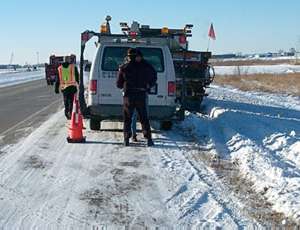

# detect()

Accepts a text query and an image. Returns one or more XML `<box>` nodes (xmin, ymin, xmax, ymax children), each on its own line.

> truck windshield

<box><xmin>101</xmin><ymin>47</ymin><xmax>164</xmax><ymax>72</ymax></box>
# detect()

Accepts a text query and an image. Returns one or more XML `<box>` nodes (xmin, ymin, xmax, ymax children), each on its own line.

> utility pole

<box><xmin>8</xmin><ymin>52</ymin><xmax>15</xmax><ymax>70</ymax></box>
<box><xmin>36</xmin><ymin>52</ymin><xmax>39</xmax><ymax>66</ymax></box>
<box><xmin>9</xmin><ymin>52</ymin><xmax>14</xmax><ymax>66</ymax></box>
<box><xmin>296</xmin><ymin>36</ymin><xmax>300</xmax><ymax>64</ymax></box>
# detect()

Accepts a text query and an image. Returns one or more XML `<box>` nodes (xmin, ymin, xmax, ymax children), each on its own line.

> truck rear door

<box><xmin>138</xmin><ymin>47</ymin><xmax>167</xmax><ymax>106</ymax></box>
<box><xmin>98</xmin><ymin>45</ymin><xmax>166</xmax><ymax>106</ymax></box>
<box><xmin>98</xmin><ymin>46</ymin><xmax>127</xmax><ymax>105</ymax></box>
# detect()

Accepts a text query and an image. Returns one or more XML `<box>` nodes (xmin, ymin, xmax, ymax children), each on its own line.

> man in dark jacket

<box><xmin>117</xmin><ymin>48</ymin><xmax>157</xmax><ymax>146</ymax></box>
<box><xmin>55</xmin><ymin>57</ymin><xmax>79</xmax><ymax>119</ymax></box>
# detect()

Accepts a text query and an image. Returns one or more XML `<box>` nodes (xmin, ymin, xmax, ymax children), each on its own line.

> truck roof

<box><xmin>81</xmin><ymin>18</ymin><xmax>193</xmax><ymax>52</ymax></box>
<box><xmin>99</xmin><ymin>41</ymin><xmax>168</xmax><ymax>48</ymax></box>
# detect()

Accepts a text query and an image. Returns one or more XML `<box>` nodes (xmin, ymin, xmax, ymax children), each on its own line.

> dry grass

<box><xmin>211</xmin><ymin>59</ymin><xmax>300</xmax><ymax>66</ymax></box>
<box><xmin>214</xmin><ymin>73</ymin><xmax>300</xmax><ymax>96</ymax></box>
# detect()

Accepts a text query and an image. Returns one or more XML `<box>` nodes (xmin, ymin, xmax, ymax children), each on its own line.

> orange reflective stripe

<box><xmin>72</xmin><ymin>66</ymin><xmax>74</xmax><ymax>81</ymax></box>
<box><xmin>58</xmin><ymin>66</ymin><xmax>64</xmax><ymax>90</ymax></box>
<box><xmin>58</xmin><ymin>66</ymin><xmax>62</xmax><ymax>81</ymax></box>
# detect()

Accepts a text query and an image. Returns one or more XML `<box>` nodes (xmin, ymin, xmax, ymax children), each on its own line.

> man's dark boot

<box><xmin>132</xmin><ymin>134</ymin><xmax>138</xmax><ymax>142</ymax></box>
<box><xmin>65</xmin><ymin>111</ymin><xmax>71</xmax><ymax>120</ymax></box>
<box><xmin>67</xmin><ymin>112</ymin><xmax>71</xmax><ymax>120</ymax></box>
<box><xmin>147</xmin><ymin>138</ymin><xmax>154</xmax><ymax>147</ymax></box>
<box><xmin>124</xmin><ymin>138</ymin><xmax>130</xmax><ymax>146</ymax></box>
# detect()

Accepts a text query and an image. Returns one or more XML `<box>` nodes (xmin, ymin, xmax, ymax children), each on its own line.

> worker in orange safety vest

<box><xmin>55</xmin><ymin>56</ymin><xmax>79</xmax><ymax>119</ymax></box>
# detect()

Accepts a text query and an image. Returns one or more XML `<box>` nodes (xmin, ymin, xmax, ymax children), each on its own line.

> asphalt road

<box><xmin>0</xmin><ymin>79</ymin><xmax>62</xmax><ymax>147</ymax></box>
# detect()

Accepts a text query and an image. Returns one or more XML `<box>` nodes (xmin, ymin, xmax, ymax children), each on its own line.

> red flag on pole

<box><xmin>208</xmin><ymin>23</ymin><xmax>216</xmax><ymax>40</ymax></box>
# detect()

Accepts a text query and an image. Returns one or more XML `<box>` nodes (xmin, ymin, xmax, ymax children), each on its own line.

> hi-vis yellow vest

<box><xmin>58</xmin><ymin>64</ymin><xmax>77</xmax><ymax>90</ymax></box>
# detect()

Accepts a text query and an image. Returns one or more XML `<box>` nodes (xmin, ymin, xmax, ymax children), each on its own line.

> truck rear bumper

<box><xmin>89</xmin><ymin>104</ymin><xmax>177</xmax><ymax>121</ymax></box>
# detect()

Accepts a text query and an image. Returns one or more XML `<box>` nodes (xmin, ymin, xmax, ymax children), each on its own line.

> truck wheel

<box><xmin>90</xmin><ymin>119</ymin><xmax>101</xmax><ymax>130</ymax></box>
<box><xmin>46</xmin><ymin>80</ymin><xmax>51</xmax><ymax>85</ymax></box>
<box><xmin>160</xmin><ymin>121</ymin><xmax>173</xmax><ymax>131</ymax></box>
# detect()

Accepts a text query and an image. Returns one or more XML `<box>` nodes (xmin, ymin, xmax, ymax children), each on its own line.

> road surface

<box><xmin>0</xmin><ymin>79</ymin><xmax>62</xmax><ymax>147</ymax></box>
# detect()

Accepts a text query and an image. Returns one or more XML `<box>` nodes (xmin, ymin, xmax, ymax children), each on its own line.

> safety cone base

<box><xmin>67</xmin><ymin>94</ymin><xmax>85</xmax><ymax>143</ymax></box>
<box><xmin>67</xmin><ymin>136</ymin><xmax>86</xmax><ymax>143</ymax></box>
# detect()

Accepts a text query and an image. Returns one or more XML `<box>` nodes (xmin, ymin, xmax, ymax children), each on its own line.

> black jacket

<box><xmin>117</xmin><ymin>59</ymin><xmax>157</xmax><ymax>96</ymax></box>
<box><xmin>55</xmin><ymin>63</ymin><xmax>79</xmax><ymax>94</ymax></box>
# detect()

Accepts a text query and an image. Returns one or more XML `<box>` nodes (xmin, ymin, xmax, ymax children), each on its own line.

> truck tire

<box><xmin>90</xmin><ymin>119</ymin><xmax>101</xmax><ymax>130</ymax></box>
<box><xmin>46</xmin><ymin>80</ymin><xmax>51</xmax><ymax>85</ymax></box>
<box><xmin>160</xmin><ymin>121</ymin><xmax>173</xmax><ymax>131</ymax></box>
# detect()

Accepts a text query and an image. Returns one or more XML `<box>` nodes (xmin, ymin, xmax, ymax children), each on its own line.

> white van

<box><xmin>87</xmin><ymin>42</ymin><xmax>177</xmax><ymax>130</ymax></box>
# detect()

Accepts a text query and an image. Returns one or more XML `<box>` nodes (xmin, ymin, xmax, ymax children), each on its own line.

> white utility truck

<box><xmin>78</xmin><ymin>16</ymin><xmax>214</xmax><ymax>130</ymax></box>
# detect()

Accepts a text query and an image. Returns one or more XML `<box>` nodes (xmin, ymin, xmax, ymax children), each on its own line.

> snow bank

<box><xmin>214</xmin><ymin>56</ymin><xmax>297</xmax><ymax>62</ymax></box>
<box><xmin>0</xmin><ymin>69</ymin><xmax>45</xmax><ymax>88</ymax></box>
<box><xmin>0</xmin><ymin>68</ymin><xmax>31</xmax><ymax>75</ymax></box>
<box><xmin>180</xmin><ymin>85</ymin><xmax>300</xmax><ymax>222</ymax></box>
<box><xmin>214</xmin><ymin>64</ymin><xmax>300</xmax><ymax>75</ymax></box>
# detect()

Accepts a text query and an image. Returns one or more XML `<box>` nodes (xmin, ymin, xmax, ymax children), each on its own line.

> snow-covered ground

<box><xmin>0</xmin><ymin>69</ymin><xmax>45</xmax><ymax>88</ymax></box>
<box><xmin>214</xmin><ymin>56</ymin><xmax>298</xmax><ymax>62</ymax></box>
<box><xmin>1</xmin><ymin>83</ymin><xmax>300</xmax><ymax>227</ymax></box>
<box><xmin>0</xmin><ymin>112</ymin><xmax>260</xmax><ymax>228</ymax></box>
<box><xmin>214</xmin><ymin>64</ymin><xmax>300</xmax><ymax>75</ymax></box>
<box><xmin>0</xmin><ymin>69</ymin><xmax>20</xmax><ymax>74</ymax></box>
<box><xmin>181</xmin><ymin>85</ymin><xmax>300</xmax><ymax>223</ymax></box>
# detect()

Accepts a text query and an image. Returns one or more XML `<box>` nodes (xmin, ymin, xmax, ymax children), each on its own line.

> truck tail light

<box><xmin>168</xmin><ymin>81</ymin><xmax>176</xmax><ymax>96</ymax></box>
<box><xmin>90</xmin><ymin>80</ymin><xmax>97</xmax><ymax>95</ymax></box>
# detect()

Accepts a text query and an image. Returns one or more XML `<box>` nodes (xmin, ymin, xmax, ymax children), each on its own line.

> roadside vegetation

<box><xmin>212</xmin><ymin>59</ymin><xmax>300</xmax><ymax>96</ymax></box>
<box><xmin>211</xmin><ymin>59</ymin><xmax>300</xmax><ymax>66</ymax></box>
<box><xmin>214</xmin><ymin>73</ymin><xmax>300</xmax><ymax>96</ymax></box>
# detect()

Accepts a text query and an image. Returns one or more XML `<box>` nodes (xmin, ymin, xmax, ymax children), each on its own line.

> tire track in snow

<box><xmin>0</xmin><ymin>112</ymin><xmax>69</xmax><ymax>228</ymax></box>
<box><xmin>0</xmin><ymin>109</ymin><xmax>279</xmax><ymax>227</ymax></box>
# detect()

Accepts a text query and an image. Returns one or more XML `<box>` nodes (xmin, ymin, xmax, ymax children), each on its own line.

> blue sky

<box><xmin>1</xmin><ymin>0</ymin><xmax>300</xmax><ymax>64</ymax></box>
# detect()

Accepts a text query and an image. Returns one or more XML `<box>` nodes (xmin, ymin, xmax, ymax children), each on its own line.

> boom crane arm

<box><xmin>79</xmin><ymin>30</ymin><xmax>99</xmax><ymax>118</ymax></box>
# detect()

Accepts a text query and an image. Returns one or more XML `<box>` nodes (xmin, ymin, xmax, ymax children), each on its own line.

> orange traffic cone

<box><xmin>67</xmin><ymin>95</ymin><xmax>86</xmax><ymax>143</ymax></box>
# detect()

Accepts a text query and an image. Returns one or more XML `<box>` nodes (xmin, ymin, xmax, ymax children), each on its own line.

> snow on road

<box><xmin>214</xmin><ymin>64</ymin><xmax>300</xmax><ymax>75</ymax></box>
<box><xmin>0</xmin><ymin>69</ymin><xmax>44</xmax><ymax>88</ymax></box>
<box><xmin>181</xmin><ymin>84</ymin><xmax>300</xmax><ymax>223</ymax></box>
<box><xmin>0</xmin><ymin>113</ymin><xmax>260</xmax><ymax>228</ymax></box>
